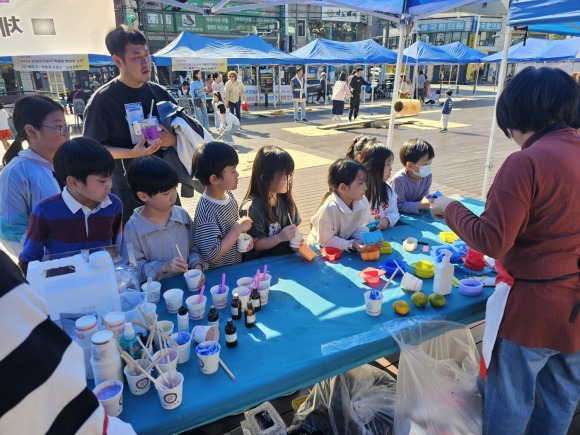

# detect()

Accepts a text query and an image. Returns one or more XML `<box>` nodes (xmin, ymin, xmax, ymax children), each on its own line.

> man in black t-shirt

<box><xmin>348</xmin><ymin>67</ymin><xmax>371</xmax><ymax>122</ymax></box>
<box><xmin>83</xmin><ymin>25</ymin><xmax>177</xmax><ymax>224</ymax></box>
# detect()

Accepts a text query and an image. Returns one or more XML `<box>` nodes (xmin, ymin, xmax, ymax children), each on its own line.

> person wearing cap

<box><xmin>316</xmin><ymin>73</ymin><xmax>328</xmax><ymax>104</ymax></box>
<box><xmin>83</xmin><ymin>25</ymin><xmax>178</xmax><ymax>225</ymax></box>
<box><xmin>348</xmin><ymin>67</ymin><xmax>371</xmax><ymax>122</ymax></box>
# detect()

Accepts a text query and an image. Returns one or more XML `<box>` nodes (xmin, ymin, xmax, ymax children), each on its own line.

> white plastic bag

<box><xmin>389</xmin><ymin>319</ymin><xmax>482</xmax><ymax>435</ymax></box>
<box><xmin>291</xmin><ymin>364</ymin><xmax>396</xmax><ymax>434</ymax></box>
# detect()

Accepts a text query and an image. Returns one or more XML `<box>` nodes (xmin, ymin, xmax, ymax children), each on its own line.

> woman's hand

<box><xmin>431</xmin><ymin>196</ymin><xmax>457</xmax><ymax>220</ymax></box>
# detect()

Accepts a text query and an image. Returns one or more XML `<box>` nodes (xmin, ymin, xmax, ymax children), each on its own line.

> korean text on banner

<box><xmin>171</xmin><ymin>58</ymin><xmax>228</xmax><ymax>71</ymax></box>
<box><xmin>12</xmin><ymin>55</ymin><xmax>90</xmax><ymax>72</ymax></box>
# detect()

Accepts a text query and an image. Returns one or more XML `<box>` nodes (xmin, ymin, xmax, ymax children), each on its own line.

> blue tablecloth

<box><xmin>122</xmin><ymin>198</ymin><xmax>491</xmax><ymax>434</ymax></box>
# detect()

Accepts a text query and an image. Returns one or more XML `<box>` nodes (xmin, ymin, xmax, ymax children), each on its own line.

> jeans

<box><xmin>348</xmin><ymin>94</ymin><xmax>361</xmax><ymax>120</ymax></box>
<box><xmin>194</xmin><ymin>104</ymin><xmax>209</xmax><ymax>131</ymax></box>
<box><xmin>293</xmin><ymin>99</ymin><xmax>306</xmax><ymax>120</ymax></box>
<box><xmin>478</xmin><ymin>337</ymin><xmax>580</xmax><ymax>435</ymax></box>
<box><xmin>228</xmin><ymin>101</ymin><xmax>241</xmax><ymax>124</ymax></box>
<box><xmin>221</xmin><ymin>123</ymin><xmax>240</xmax><ymax>145</ymax></box>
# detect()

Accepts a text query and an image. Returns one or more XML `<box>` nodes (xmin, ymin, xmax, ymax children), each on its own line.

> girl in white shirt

<box><xmin>307</xmin><ymin>158</ymin><xmax>372</xmax><ymax>252</ymax></box>
<box><xmin>358</xmin><ymin>142</ymin><xmax>399</xmax><ymax>230</ymax></box>
<box><xmin>0</xmin><ymin>103</ymin><xmax>13</xmax><ymax>150</ymax></box>
<box><xmin>217</xmin><ymin>104</ymin><xmax>240</xmax><ymax>146</ymax></box>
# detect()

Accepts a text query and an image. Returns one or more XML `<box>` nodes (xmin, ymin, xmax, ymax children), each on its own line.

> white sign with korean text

<box><xmin>0</xmin><ymin>0</ymin><xmax>114</xmax><ymax>56</ymax></box>
<box><xmin>172</xmin><ymin>58</ymin><xmax>228</xmax><ymax>72</ymax></box>
<box><xmin>321</xmin><ymin>7</ymin><xmax>361</xmax><ymax>23</ymax></box>
<box><xmin>13</xmin><ymin>54</ymin><xmax>90</xmax><ymax>72</ymax></box>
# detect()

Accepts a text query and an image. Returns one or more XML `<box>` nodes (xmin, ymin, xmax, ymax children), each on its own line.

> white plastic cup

<box><xmin>258</xmin><ymin>282</ymin><xmax>270</xmax><ymax>306</ymax></box>
<box><xmin>75</xmin><ymin>315</ymin><xmax>98</xmax><ymax>348</ymax></box>
<box><xmin>184</xmin><ymin>269</ymin><xmax>203</xmax><ymax>292</ymax></box>
<box><xmin>91</xmin><ymin>356</ymin><xmax>124</xmax><ymax>386</ymax></box>
<box><xmin>400</xmin><ymin>272</ymin><xmax>424</xmax><ymax>292</ymax></box>
<box><xmin>236</xmin><ymin>277</ymin><xmax>253</xmax><ymax>287</ymax></box>
<box><xmin>155</xmin><ymin>371</ymin><xmax>184</xmax><ymax>410</ymax></box>
<box><xmin>403</xmin><ymin>237</ymin><xmax>418</xmax><ymax>252</ymax></box>
<box><xmin>209</xmin><ymin>285</ymin><xmax>229</xmax><ymax>310</ymax></box>
<box><xmin>169</xmin><ymin>331</ymin><xmax>192</xmax><ymax>364</ymax></box>
<box><xmin>104</xmin><ymin>311</ymin><xmax>126</xmax><ymax>339</ymax></box>
<box><xmin>237</xmin><ymin>234</ymin><xmax>252</xmax><ymax>252</ymax></box>
<box><xmin>153</xmin><ymin>348</ymin><xmax>179</xmax><ymax>374</ymax></box>
<box><xmin>163</xmin><ymin>288</ymin><xmax>184</xmax><ymax>314</ymax></box>
<box><xmin>191</xmin><ymin>324</ymin><xmax>220</xmax><ymax>343</ymax></box>
<box><xmin>141</xmin><ymin>280</ymin><xmax>161</xmax><ymax>303</ymax></box>
<box><xmin>93</xmin><ymin>380</ymin><xmax>124</xmax><ymax>417</ymax></box>
<box><xmin>152</xmin><ymin>320</ymin><xmax>174</xmax><ymax>350</ymax></box>
<box><xmin>364</xmin><ymin>290</ymin><xmax>384</xmax><ymax>316</ymax></box>
<box><xmin>259</xmin><ymin>273</ymin><xmax>272</xmax><ymax>288</ymax></box>
<box><xmin>236</xmin><ymin>287</ymin><xmax>252</xmax><ymax>310</ymax></box>
<box><xmin>186</xmin><ymin>295</ymin><xmax>207</xmax><ymax>320</ymax></box>
<box><xmin>91</xmin><ymin>330</ymin><xmax>118</xmax><ymax>362</ymax></box>
<box><xmin>195</xmin><ymin>341</ymin><xmax>221</xmax><ymax>375</ymax></box>
<box><xmin>290</xmin><ymin>232</ymin><xmax>303</xmax><ymax>248</ymax></box>
<box><xmin>123</xmin><ymin>359</ymin><xmax>151</xmax><ymax>395</ymax></box>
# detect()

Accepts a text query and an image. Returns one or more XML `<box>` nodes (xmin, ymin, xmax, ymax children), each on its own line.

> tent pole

<box><xmin>481</xmin><ymin>25</ymin><xmax>512</xmax><ymax>200</ymax></box>
<box><xmin>387</xmin><ymin>21</ymin><xmax>406</xmax><ymax>150</ymax></box>
<box><xmin>257</xmin><ymin>66</ymin><xmax>261</xmax><ymax>107</ymax></box>
<box><xmin>472</xmin><ymin>16</ymin><xmax>481</xmax><ymax>95</ymax></box>
<box><xmin>454</xmin><ymin>67</ymin><xmax>459</xmax><ymax>95</ymax></box>
<box><xmin>278</xmin><ymin>65</ymin><xmax>282</xmax><ymax>109</ymax></box>
<box><xmin>325</xmin><ymin>65</ymin><xmax>329</xmax><ymax>106</ymax></box>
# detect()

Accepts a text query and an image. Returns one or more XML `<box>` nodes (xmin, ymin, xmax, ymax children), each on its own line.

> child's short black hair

<box><xmin>127</xmin><ymin>155</ymin><xmax>179</xmax><ymax>204</ymax></box>
<box><xmin>218</xmin><ymin>104</ymin><xmax>227</xmax><ymax>114</ymax></box>
<box><xmin>54</xmin><ymin>137</ymin><xmax>114</xmax><ymax>185</ymax></box>
<box><xmin>192</xmin><ymin>141</ymin><xmax>239</xmax><ymax>186</ymax></box>
<box><xmin>399</xmin><ymin>138</ymin><xmax>435</xmax><ymax>165</ymax></box>
<box><xmin>445</xmin><ymin>90</ymin><xmax>452</xmax><ymax>97</ymax></box>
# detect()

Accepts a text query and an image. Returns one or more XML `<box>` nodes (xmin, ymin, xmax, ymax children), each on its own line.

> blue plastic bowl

<box><xmin>381</xmin><ymin>259</ymin><xmax>407</xmax><ymax>277</ymax></box>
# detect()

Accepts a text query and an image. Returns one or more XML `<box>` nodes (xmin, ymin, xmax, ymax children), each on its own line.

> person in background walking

<box><xmin>316</xmin><ymin>73</ymin><xmax>327</xmax><ymax>104</ymax></box>
<box><xmin>348</xmin><ymin>67</ymin><xmax>370</xmax><ymax>123</ymax></box>
<box><xmin>417</xmin><ymin>70</ymin><xmax>426</xmax><ymax>104</ymax></box>
<box><xmin>398</xmin><ymin>75</ymin><xmax>409</xmax><ymax>99</ymax></box>
<box><xmin>0</xmin><ymin>102</ymin><xmax>13</xmax><ymax>151</ymax></box>
<box><xmin>440</xmin><ymin>90</ymin><xmax>453</xmax><ymax>132</ymax></box>
<box><xmin>291</xmin><ymin>67</ymin><xmax>307</xmax><ymax>122</ymax></box>
<box><xmin>331</xmin><ymin>72</ymin><xmax>351</xmax><ymax>123</ymax></box>
<box><xmin>224</xmin><ymin>70</ymin><xmax>246</xmax><ymax>129</ymax></box>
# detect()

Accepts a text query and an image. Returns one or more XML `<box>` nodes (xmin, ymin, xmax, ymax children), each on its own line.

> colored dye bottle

<box><xmin>245</xmin><ymin>300</ymin><xmax>256</xmax><ymax>328</ymax></box>
<box><xmin>177</xmin><ymin>306</ymin><xmax>189</xmax><ymax>332</ymax></box>
<box><xmin>118</xmin><ymin>323</ymin><xmax>142</xmax><ymax>360</ymax></box>
<box><xmin>207</xmin><ymin>305</ymin><xmax>219</xmax><ymax>327</ymax></box>
<box><xmin>225</xmin><ymin>318</ymin><xmax>238</xmax><ymax>348</ymax></box>
<box><xmin>231</xmin><ymin>293</ymin><xmax>242</xmax><ymax>320</ymax></box>
<box><xmin>251</xmin><ymin>287</ymin><xmax>261</xmax><ymax>312</ymax></box>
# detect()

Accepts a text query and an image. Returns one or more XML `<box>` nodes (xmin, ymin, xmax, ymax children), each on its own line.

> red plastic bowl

<box><xmin>358</xmin><ymin>267</ymin><xmax>386</xmax><ymax>285</ymax></box>
<box><xmin>320</xmin><ymin>247</ymin><xmax>342</xmax><ymax>261</ymax></box>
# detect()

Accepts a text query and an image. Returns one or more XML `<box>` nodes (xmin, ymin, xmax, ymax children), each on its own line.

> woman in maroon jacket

<box><xmin>432</xmin><ymin>67</ymin><xmax>580</xmax><ymax>435</ymax></box>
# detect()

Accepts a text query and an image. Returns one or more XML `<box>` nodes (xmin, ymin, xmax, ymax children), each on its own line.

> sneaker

<box><xmin>302</xmin><ymin>119</ymin><xmax>308</xmax><ymax>123</ymax></box>
<box><xmin>348</xmin><ymin>119</ymin><xmax>352</xmax><ymax>123</ymax></box>
<box><xmin>294</xmin><ymin>120</ymin><xmax>299</xmax><ymax>123</ymax></box>
<box><xmin>439</xmin><ymin>128</ymin><xmax>447</xmax><ymax>132</ymax></box>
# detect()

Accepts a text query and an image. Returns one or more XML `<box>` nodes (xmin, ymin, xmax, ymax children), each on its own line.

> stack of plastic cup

<box><xmin>75</xmin><ymin>315</ymin><xmax>99</xmax><ymax>379</ymax></box>
<box><xmin>90</xmin><ymin>330</ymin><xmax>123</xmax><ymax>385</ymax></box>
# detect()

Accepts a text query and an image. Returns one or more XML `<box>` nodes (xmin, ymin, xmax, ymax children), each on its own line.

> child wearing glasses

<box><xmin>18</xmin><ymin>137</ymin><xmax>122</xmax><ymax>274</ymax></box>
<box><xmin>240</xmin><ymin>146</ymin><xmax>301</xmax><ymax>259</ymax></box>
<box><xmin>0</xmin><ymin>95</ymin><xmax>69</xmax><ymax>257</ymax></box>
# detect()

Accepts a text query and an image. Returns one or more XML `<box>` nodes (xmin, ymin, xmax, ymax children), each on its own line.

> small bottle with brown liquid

<box><xmin>245</xmin><ymin>300</ymin><xmax>256</xmax><ymax>328</ymax></box>
<box><xmin>231</xmin><ymin>293</ymin><xmax>242</xmax><ymax>320</ymax></box>
<box><xmin>225</xmin><ymin>318</ymin><xmax>238</xmax><ymax>348</ymax></box>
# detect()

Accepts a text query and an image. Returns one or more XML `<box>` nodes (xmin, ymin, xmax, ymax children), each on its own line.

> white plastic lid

<box><xmin>88</xmin><ymin>251</ymin><xmax>113</xmax><ymax>266</ymax></box>
<box><xmin>75</xmin><ymin>315</ymin><xmax>97</xmax><ymax>330</ymax></box>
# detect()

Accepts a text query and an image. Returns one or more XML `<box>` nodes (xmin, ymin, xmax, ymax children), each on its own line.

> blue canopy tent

<box><xmin>351</xmin><ymin>39</ymin><xmax>399</xmax><ymax>64</ymax></box>
<box><xmin>195</xmin><ymin>35</ymin><xmax>299</xmax><ymax>65</ymax></box>
<box><xmin>440</xmin><ymin>42</ymin><xmax>485</xmax><ymax>63</ymax></box>
<box><xmin>508</xmin><ymin>0</ymin><xmax>580</xmax><ymax>36</ymax></box>
<box><xmin>152</xmin><ymin>32</ymin><xmax>216</xmax><ymax>67</ymax></box>
<box><xmin>403</xmin><ymin>40</ymin><xmax>460</xmax><ymax>64</ymax></box>
<box><xmin>532</xmin><ymin>37</ymin><xmax>580</xmax><ymax>62</ymax></box>
<box><xmin>481</xmin><ymin>38</ymin><xmax>551</xmax><ymax>63</ymax></box>
<box><xmin>292</xmin><ymin>38</ymin><xmax>366</xmax><ymax>65</ymax></box>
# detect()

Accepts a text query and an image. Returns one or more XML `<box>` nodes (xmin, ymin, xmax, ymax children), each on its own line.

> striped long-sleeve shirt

<box><xmin>19</xmin><ymin>189</ymin><xmax>123</xmax><ymax>272</ymax></box>
<box><xmin>193</xmin><ymin>191</ymin><xmax>242</xmax><ymax>269</ymax></box>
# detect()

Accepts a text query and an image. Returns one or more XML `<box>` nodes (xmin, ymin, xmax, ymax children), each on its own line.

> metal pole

<box><xmin>387</xmin><ymin>22</ymin><xmax>406</xmax><ymax>150</ymax></box>
<box><xmin>481</xmin><ymin>25</ymin><xmax>512</xmax><ymax>200</ymax></box>
<box><xmin>162</xmin><ymin>8</ymin><xmax>169</xmax><ymax>46</ymax></box>
<box><xmin>472</xmin><ymin>16</ymin><xmax>481</xmax><ymax>95</ymax></box>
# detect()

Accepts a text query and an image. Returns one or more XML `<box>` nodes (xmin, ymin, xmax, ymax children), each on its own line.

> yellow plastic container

<box><xmin>411</xmin><ymin>260</ymin><xmax>435</xmax><ymax>279</ymax></box>
<box><xmin>379</xmin><ymin>241</ymin><xmax>392</xmax><ymax>254</ymax></box>
<box><xmin>361</xmin><ymin>246</ymin><xmax>380</xmax><ymax>261</ymax></box>
<box><xmin>439</xmin><ymin>231</ymin><xmax>459</xmax><ymax>243</ymax></box>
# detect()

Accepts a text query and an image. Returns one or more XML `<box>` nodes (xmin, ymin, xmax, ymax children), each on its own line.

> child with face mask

<box><xmin>390</xmin><ymin>138</ymin><xmax>435</xmax><ymax>214</ymax></box>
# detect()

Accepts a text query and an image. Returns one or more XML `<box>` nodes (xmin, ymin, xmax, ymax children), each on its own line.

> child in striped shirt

<box><xmin>18</xmin><ymin>137</ymin><xmax>122</xmax><ymax>274</ymax></box>
<box><xmin>192</xmin><ymin>141</ymin><xmax>253</xmax><ymax>269</ymax></box>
